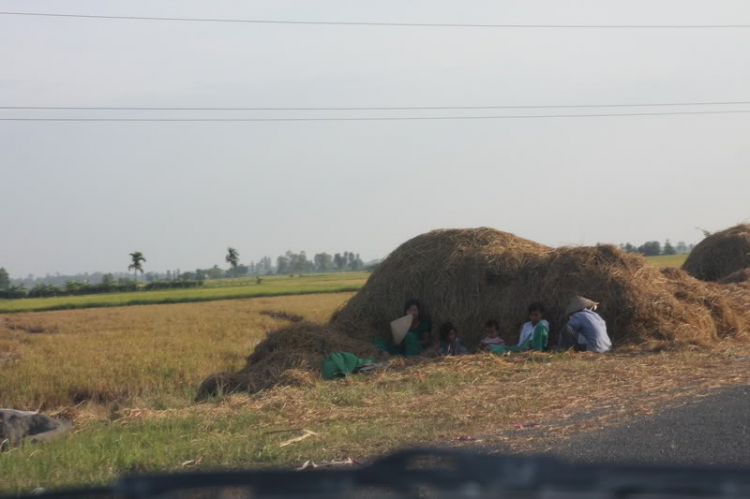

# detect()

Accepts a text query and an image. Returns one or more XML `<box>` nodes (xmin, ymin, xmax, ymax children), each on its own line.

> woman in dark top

<box><xmin>375</xmin><ymin>299</ymin><xmax>432</xmax><ymax>356</ymax></box>
<box><xmin>403</xmin><ymin>299</ymin><xmax>432</xmax><ymax>354</ymax></box>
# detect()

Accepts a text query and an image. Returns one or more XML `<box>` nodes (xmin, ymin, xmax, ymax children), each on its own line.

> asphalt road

<box><xmin>547</xmin><ymin>384</ymin><xmax>750</xmax><ymax>466</ymax></box>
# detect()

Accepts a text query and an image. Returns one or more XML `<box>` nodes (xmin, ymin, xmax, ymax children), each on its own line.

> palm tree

<box><xmin>226</xmin><ymin>247</ymin><xmax>240</xmax><ymax>271</ymax></box>
<box><xmin>128</xmin><ymin>251</ymin><xmax>146</xmax><ymax>284</ymax></box>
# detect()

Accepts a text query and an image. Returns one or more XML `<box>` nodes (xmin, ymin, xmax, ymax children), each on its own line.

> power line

<box><xmin>2</xmin><ymin>11</ymin><xmax>750</xmax><ymax>28</ymax></box>
<box><xmin>2</xmin><ymin>109</ymin><xmax>750</xmax><ymax>122</ymax></box>
<box><xmin>3</xmin><ymin>101</ymin><xmax>750</xmax><ymax>111</ymax></box>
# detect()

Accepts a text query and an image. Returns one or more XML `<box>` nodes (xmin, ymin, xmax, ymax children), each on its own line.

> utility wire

<box><xmin>3</xmin><ymin>101</ymin><xmax>750</xmax><ymax>111</ymax></box>
<box><xmin>2</xmin><ymin>11</ymin><xmax>750</xmax><ymax>28</ymax></box>
<box><xmin>3</xmin><ymin>109</ymin><xmax>750</xmax><ymax>122</ymax></box>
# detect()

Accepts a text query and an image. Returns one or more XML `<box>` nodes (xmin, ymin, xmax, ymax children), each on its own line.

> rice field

<box><xmin>2</xmin><ymin>290</ymin><xmax>749</xmax><ymax>494</ymax></box>
<box><xmin>0</xmin><ymin>272</ymin><xmax>369</xmax><ymax>314</ymax></box>
<box><xmin>644</xmin><ymin>254</ymin><xmax>688</xmax><ymax>267</ymax></box>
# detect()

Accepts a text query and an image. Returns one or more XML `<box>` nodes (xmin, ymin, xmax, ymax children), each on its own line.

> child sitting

<box><xmin>516</xmin><ymin>302</ymin><xmax>549</xmax><ymax>350</ymax></box>
<box><xmin>479</xmin><ymin>320</ymin><xmax>505</xmax><ymax>351</ymax></box>
<box><xmin>436</xmin><ymin>322</ymin><xmax>467</xmax><ymax>356</ymax></box>
<box><xmin>489</xmin><ymin>302</ymin><xmax>549</xmax><ymax>354</ymax></box>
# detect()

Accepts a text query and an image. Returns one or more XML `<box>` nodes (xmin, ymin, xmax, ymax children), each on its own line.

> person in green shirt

<box><xmin>489</xmin><ymin>302</ymin><xmax>549</xmax><ymax>354</ymax></box>
<box><xmin>374</xmin><ymin>299</ymin><xmax>432</xmax><ymax>356</ymax></box>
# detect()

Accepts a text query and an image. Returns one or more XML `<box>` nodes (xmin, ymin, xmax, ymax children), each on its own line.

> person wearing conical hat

<box><xmin>374</xmin><ymin>299</ymin><xmax>432</xmax><ymax>356</ymax></box>
<box><xmin>561</xmin><ymin>296</ymin><xmax>612</xmax><ymax>353</ymax></box>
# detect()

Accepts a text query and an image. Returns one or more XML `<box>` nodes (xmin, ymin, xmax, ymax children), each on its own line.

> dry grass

<box><xmin>0</xmin><ymin>293</ymin><xmax>354</xmax><ymax>409</ymax></box>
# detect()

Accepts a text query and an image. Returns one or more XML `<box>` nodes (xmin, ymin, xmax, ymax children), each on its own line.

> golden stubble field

<box><xmin>0</xmin><ymin>292</ymin><xmax>352</xmax><ymax>409</ymax></box>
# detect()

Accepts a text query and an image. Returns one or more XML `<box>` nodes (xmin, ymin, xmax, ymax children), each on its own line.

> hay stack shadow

<box><xmin>198</xmin><ymin>227</ymin><xmax>750</xmax><ymax>399</ymax></box>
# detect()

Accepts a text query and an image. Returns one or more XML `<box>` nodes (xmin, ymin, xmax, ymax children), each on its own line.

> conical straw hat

<box><xmin>565</xmin><ymin>296</ymin><xmax>598</xmax><ymax>316</ymax></box>
<box><xmin>390</xmin><ymin>315</ymin><xmax>413</xmax><ymax>344</ymax></box>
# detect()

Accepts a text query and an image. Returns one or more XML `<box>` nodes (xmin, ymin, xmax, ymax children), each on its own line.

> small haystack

<box><xmin>682</xmin><ymin>224</ymin><xmax>750</xmax><ymax>282</ymax></box>
<box><xmin>197</xmin><ymin>322</ymin><xmax>378</xmax><ymax>397</ymax></box>
<box><xmin>200</xmin><ymin>227</ymin><xmax>750</xmax><ymax>397</ymax></box>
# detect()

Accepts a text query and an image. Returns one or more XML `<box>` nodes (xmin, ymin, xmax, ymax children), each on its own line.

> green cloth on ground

<box><xmin>373</xmin><ymin>321</ymin><xmax>431</xmax><ymax>356</ymax></box>
<box><xmin>490</xmin><ymin>322</ymin><xmax>549</xmax><ymax>354</ymax></box>
<box><xmin>321</xmin><ymin>352</ymin><xmax>374</xmax><ymax>380</ymax></box>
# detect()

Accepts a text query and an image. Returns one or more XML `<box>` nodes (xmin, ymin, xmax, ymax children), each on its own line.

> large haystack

<box><xmin>200</xmin><ymin>227</ymin><xmax>750</xmax><ymax>397</ymax></box>
<box><xmin>332</xmin><ymin>229</ymin><xmax>749</xmax><ymax>349</ymax></box>
<box><xmin>682</xmin><ymin>224</ymin><xmax>750</xmax><ymax>282</ymax></box>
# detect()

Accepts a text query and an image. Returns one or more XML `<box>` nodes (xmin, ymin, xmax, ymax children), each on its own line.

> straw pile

<box><xmin>682</xmin><ymin>224</ymin><xmax>750</xmax><ymax>282</ymax></box>
<box><xmin>199</xmin><ymin>227</ymin><xmax>750</xmax><ymax>397</ymax></box>
<box><xmin>331</xmin><ymin>229</ymin><xmax>749</xmax><ymax>350</ymax></box>
<box><xmin>197</xmin><ymin>322</ymin><xmax>378</xmax><ymax>397</ymax></box>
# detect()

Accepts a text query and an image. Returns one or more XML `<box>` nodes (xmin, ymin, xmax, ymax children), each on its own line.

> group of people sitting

<box><xmin>375</xmin><ymin>296</ymin><xmax>612</xmax><ymax>357</ymax></box>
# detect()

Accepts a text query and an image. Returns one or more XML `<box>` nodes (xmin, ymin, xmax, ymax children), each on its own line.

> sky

<box><xmin>1</xmin><ymin>0</ymin><xmax>750</xmax><ymax>277</ymax></box>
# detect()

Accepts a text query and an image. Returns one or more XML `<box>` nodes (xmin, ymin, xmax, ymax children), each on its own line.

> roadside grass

<box><xmin>0</xmin><ymin>273</ymin><xmax>368</xmax><ymax>314</ymax></box>
<box><xmin>2</xmin><ymin>291</ymin><xmax>750</xmax><ymax>493</ymax></box>
<box><xmin>644</xmin><ymin>254</ymin><xmax>688</xmax><ymax>267</ymax></box>
<box><xmin>3</xmin><ymin>348</ymin><xmax>749</xmax><ymax>493</ymax></box>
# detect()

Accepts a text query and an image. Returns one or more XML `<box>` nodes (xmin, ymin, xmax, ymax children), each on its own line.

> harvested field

<box><xmin>0</xmin><ymin>293</ymin><xmax>354</xmax><ymax>409</ymax></box>
<box><xmin>215</xmin><ymin>228</ymin><xmax>750</xmax><ymax>395</ymax></box>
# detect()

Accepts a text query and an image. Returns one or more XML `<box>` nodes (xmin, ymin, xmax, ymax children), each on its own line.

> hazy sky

<box><xmin>2</xmin><ymin>1</ymin><xmax>750</xmax><ymax>277</ymax></box>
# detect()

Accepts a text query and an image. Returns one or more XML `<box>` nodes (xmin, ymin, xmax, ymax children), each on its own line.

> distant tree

<box><xmin>350</xmin><ymin>255</ymin><xmax>365</xmax><ymax>271</ymax></box>
<box><xmin>333</xmin><ymin>253</ymin><xmax>346</xmax><ymax>271</ymax></box>
<box><xmin>257</xmin><ymin>256</ymin><xmax>273</xmax><ymax>275</ymax></box>
<box><xmin>64</xmin><ymin>280</ymin><xmax>81</xmax><ymax>294</ymax></box>
<box><xmin>622</xmin><ymin>243</ymin><xmax>636</xmax><ymax>253</ymax></box>
<box><xmin>676</xmin><ymin>241</ymin><xmax>688</xmax><ymax>254</ymax></box>
<box><xmin>663</xmin><ymin>240</ymin><xmax>676</xmax><ymax>255</ymax></box>
<box><xmin>195</xmin><ymin>269</ymin><xmax>208</xmax><ymax>280</ymax></box>
<box><xmin>0</xmin><ymin>268</ymin><xmax>9</xmax><ymax>291</ymax></box>
<box><xmin>276</xmin><ymin>255</ymin><xmax>290</xmax><ymax>275</ymax></box>
<box><xmin>294</xmin><ymin>251</ymin><xmax>309</xmax><ymax>274</ymax></box>
<box><xmin>207</xmin><ymin>265</ymin><xmax>225</xmax><ymax>279</ymax></box>
<box><xmin>346</xmin><ymin>252</ymin><xmax>356</xmax><ymax>270</ymax></box>
<box><xmin>314</xmin><ymin>252</ymin><xmax>333</xmax><ymax>272</ymax></box>
<box><xmin>101</xmin><ymin>273</ymin><xmax>116</xmax><ymax>290</ymax></box>
<box><xmin>637</xmin><ymin>241</ymin><xmax>661</xmax><ymax>257</ymax></box>
<box><xmin>128</xmin><ymin>252</ymin><xmax>146</xmax><ymax>283</ymax></box>
<box><xmin>117</xmin><ymin>277</ymin><xmax>136</xmax><ymax>291</ymax></box>
<box><xmin>226</xmin><ymin>247</ymin><xmax>240</xmax><ymax>273</ymax></box>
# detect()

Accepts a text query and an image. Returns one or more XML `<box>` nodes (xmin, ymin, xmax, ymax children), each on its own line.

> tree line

<box><xmin>0</xmin><ymin>248</ymin><xmax>370</xmax><ymax>299</ymax></box>
<box><xmin>619</xmin><ymin>240</ymin><xmax>693</xmax><ymax>257</ymax></box>
<box><xmin>181</xmin><ymin>249</ymin><xmax>366</xmax><ymax>280</ymax></box>
<box><xmin>0</xmin><ymin>270</ymin><xmax>203</xmax><ymax>299</ymax></box>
